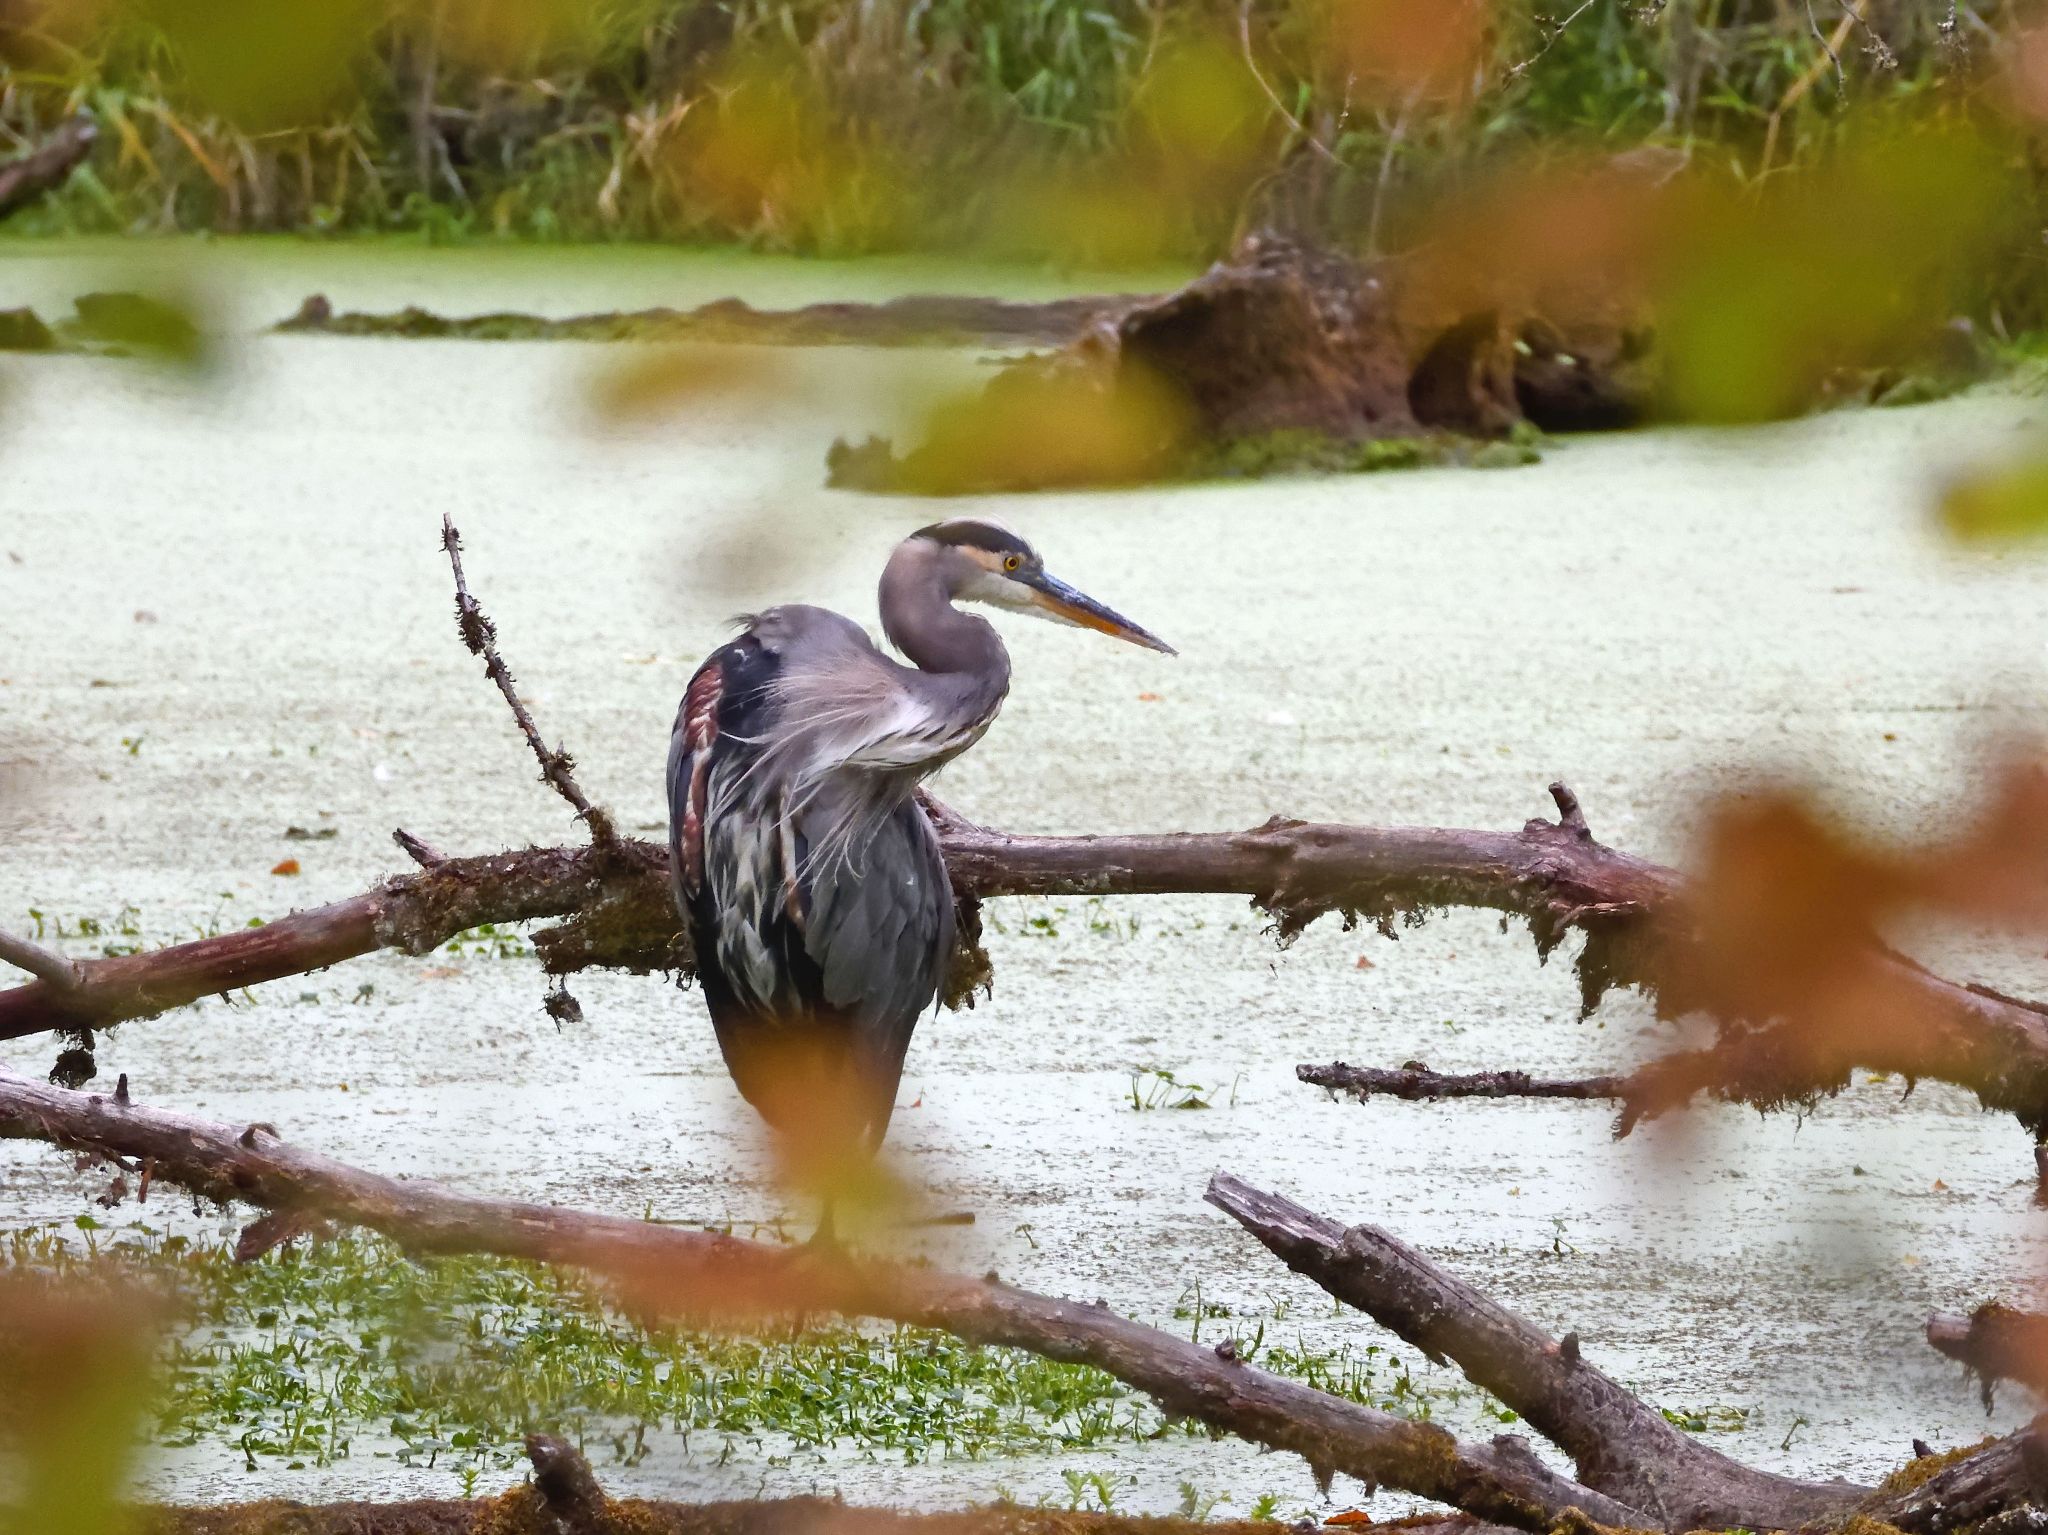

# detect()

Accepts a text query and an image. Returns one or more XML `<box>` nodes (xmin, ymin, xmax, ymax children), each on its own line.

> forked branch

<box><xmin>1204</xmin><ymin>1171</ymin><xmax>1858</xmax><ymax>1531</ymax></box>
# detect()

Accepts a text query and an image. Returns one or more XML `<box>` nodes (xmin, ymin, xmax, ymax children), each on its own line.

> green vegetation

<box><xmin>0</xmin><ymin>0</ymin><xmax>2030</xmax><ymax>272</ymax></box>
<box><xmin>1</xmin><ymin>1218</ymin><xmax>1482</xmax><ymax>1485</ymax></box>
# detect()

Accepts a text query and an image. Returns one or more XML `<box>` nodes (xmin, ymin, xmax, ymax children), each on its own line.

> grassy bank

<box><xmin>0</xmin><ymin>0</ymin><xmax>2036</xmax><ymax>275</ymax></box>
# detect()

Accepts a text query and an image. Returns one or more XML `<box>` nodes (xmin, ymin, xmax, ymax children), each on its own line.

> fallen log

<box><xmin>0</xmin><ymin>1062</ymin><xmax>1643</xmax><ymax>1532</ymax></box>
<box><xmin>15</xmin><ymin>1064</ymin><xmax>2044</xmax><ymax>1533</ymax></box>
<box><xmin>0</xmin><ymin>114</ymin><xmax>97</xmax><ymax>223</ymax></box>
<box><xmin>1204</xmin><ymin>1171</ymin><xmax>1860</xmax><ymax>1531</ymax></box>
<box><xmin>274</xmin><ymin>289</ymin><xmax>1132</xmax><ymax>348</ymax></box>
<box><xmin>1299</xmin><ymin>1061</ymin><xmax>1631</xmax><ymax>1105</ymax></box>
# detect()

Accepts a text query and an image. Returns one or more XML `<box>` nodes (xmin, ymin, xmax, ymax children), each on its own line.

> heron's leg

<box><xmin>806</xmin><ymin>1199</ymin><xmax>840</xmax><ymax>1252</ymax></box>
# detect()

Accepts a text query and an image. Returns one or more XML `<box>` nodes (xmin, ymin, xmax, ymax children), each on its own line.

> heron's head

<box><xmin>906</xmin><ymin>518</ymin><xmax>1176</xmax><ymax>655</ymax></box>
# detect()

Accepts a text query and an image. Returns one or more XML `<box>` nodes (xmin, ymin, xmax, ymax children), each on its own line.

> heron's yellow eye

<box><xmin>1003</xmin><ymin>554</ymin><xmax>1023</xmax><ymax>573</ymax></box>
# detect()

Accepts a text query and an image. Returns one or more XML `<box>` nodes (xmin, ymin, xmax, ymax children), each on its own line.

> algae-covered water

<box><xmin>3</xmin><ymin>238</ymin><xmax>2048</xmax><ymax>1517</ymax></box>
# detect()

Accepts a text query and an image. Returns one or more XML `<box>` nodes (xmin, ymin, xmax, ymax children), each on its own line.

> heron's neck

<box><xmin>880</xmin><ymin>559</ymin><xmax>1010</xmax><ymax>689</ymax></box>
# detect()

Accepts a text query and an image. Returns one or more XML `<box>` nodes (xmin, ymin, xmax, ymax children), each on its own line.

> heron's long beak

<box><xmin>1023</xmin><ymin>571</ymin><xmax>1176</xmax><ymax>655</ymax></box>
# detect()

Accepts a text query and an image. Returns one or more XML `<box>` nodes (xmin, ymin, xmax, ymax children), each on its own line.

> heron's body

<box><xmin>667</xmin><ymin>520</ymin><xmax>1170</xmax><ymax>1193</ymax></box>
<box><xmin>668</xmin><ymin>603</ymin><xmax>994</xmax><ymax>1149</ymax></box>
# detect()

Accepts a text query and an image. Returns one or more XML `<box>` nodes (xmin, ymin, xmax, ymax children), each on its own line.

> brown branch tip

<box><xmin>438</xmin><ymin>515</ymin><xmax>615</xmax><ymax>844</ymax></box>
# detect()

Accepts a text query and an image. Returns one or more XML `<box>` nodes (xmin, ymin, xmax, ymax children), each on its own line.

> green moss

<box><xmin>1873</xmin><ymin>1439</ymin><xmax>1997</xmax><ymax>1495</ymax></box>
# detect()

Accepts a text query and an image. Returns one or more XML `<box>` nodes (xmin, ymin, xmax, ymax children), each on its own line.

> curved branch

<box><xmin>0</xmin><ymin>1063</ymin><xmax>1641</xmax><ymax>1532</ymax></box>
<box><xmin>1204</xmin><ymin>1172</ymin><xmax>1860</xmax><ymax>1531</ymax></box>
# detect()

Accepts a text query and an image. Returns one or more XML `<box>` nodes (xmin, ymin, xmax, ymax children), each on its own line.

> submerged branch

<box><xmin>1299</xmin><ymin>1061</ymin><xmax>1630</xmax><ymax>1104</ymax></box>
<box><xmin>0</xmin><ymin>1064</ymin><xmax>1641</xmax><ymax>1532</ymax></box>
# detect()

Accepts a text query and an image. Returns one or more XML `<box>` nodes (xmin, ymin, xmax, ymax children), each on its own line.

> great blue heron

<box><xmin>668</xmin><ymin>518</ymin><xmax>1171</xmax><ymax>1228</ymax></box>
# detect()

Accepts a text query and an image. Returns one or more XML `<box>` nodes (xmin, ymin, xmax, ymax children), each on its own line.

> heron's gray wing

<box><xmin>796</xmin><ymin>786</ymin><xmax>952</xmax><ymax>1139</ymax></box>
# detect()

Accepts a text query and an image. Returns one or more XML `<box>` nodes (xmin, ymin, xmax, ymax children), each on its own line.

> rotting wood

<box><xmin>1204</xmin><ymin>1171</ymin><xmax>1859</xmax><ymax>1531</ymax></box>
<box><xmin>0</xmin><ymin>1062</ymin><xmax>1642</xmax><ymax>1533</ymax></box>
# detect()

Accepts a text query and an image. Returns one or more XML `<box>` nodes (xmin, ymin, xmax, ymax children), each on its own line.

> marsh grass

<box><xmin>1</xmin><ymin>1218</ymin><xmax>1479</xmax><ymax>1483</ymax></box>
<box><xmin>0</xmin><ymin>0</ymin><xmax>2017</xmax><ymax>264</ymax></box>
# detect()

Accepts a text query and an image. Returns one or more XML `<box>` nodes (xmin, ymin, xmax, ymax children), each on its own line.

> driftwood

<box><xmin>0</xmin><ymin>1062</ymin><xmax>1640</xmax><ymax>1532</ymax></box>
<box><xmin>0</xmin><ymin>114</ymin><xmax>97</xmax><ymax>222</ymax></box>
<box><xmin>7</xmin><ymin>1064</ymin><xmax>2044</xmax><ymax>1533</ymax></box>
<box><xmin>1300</xmin><ymin>1062</ymin><xmax>1632</xmax><ymax>1105</ymax></box>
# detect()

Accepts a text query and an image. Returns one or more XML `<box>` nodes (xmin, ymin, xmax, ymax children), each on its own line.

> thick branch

<box><xmin>6</xmin><ymin>784</ymin><xmax>2048</xmax><ymax>1146</ymax></box>
<box><xmin>1204</xmin><ymin>1171</ymin><xmax>1860</xmax><ymax>1531</ymax></box>
<box><xmin>0</xmin><ymin>841</ymin><xmax>663</xmax><ymax>1041</ymax></box>
<box><xmin>0</xmin><ymin>1064</ymin><xmax>1639</xmax><ymax>1532</ymax></box>
<box><xmin>1928</xmin><ymin>1305</ymin><xmax>2048</xmax><ymax>1401</ymax></box>
<box><xmin>440</xmin><ymin>515</ymin><xmax>616</xmax><ymax>844</ymax></box>
<box><xmin>0</xmin><ymin>115</ymin><xmax>97</xmax><ymax>222</ymax></box>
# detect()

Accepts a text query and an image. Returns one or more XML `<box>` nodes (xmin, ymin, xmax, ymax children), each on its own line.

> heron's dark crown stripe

<box><xmin>912</xmin><ymin>519</ymin><xmax>1032</xmax><ymax>558</ymax></box>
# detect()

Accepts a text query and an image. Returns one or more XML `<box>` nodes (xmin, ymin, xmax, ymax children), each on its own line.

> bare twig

<box><xmin>0</xmin><ymin>929</ymin><xmax>81</xmax><ymax>990</ymax></box>
<box><xmin>391</xmin><ymin>827</ymin><xmax>448</xmax><ymax>868</ymax></box>
<box><xmin>1803</xmin><ymin>0</ymin><xmax>1847</xmax><ymax>93</ymax></box>
<box><xmin>0</xmin><ymin>1062</ymin><xmax>1643</xmax><ymax>1532</ymax></box>
<box><xmin>1506</xmin><ymin>0</ymin><xmax>1603</xmax><ymax>81</ymax></box>
<box><xmin>440</xmin><ymin>516</ymin><xmax>616</xmax><ymax>844</ymax></box>
<box><xmin>1237</xmin><ymin>0</ymin><xmax>1345</xmax><ymax>169</ymax></box>
<box><xmin>1839</xmin><ymin>0</ymin><xmax>1898</xmax><ymax>67</ymax></box>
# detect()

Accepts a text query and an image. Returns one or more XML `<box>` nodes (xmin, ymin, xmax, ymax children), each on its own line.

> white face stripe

<box><xmin>959</xmin><ymin>567</ymin><xmax>1039</xmax><ymax>613</ymax></box>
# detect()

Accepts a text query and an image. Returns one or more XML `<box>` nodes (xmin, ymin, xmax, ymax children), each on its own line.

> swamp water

<box><xmin>2</xmin><ymin>240</ymin><xmax>2047</xmax><ymax>1516</ymax></box>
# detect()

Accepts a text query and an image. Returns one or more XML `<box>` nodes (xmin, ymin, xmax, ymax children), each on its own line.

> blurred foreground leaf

<box><xmin>1939</xmin><ymin>454</ymin><xmax>2048</xmax><ymax>541</ymax></box>
<box><xmin>1655</xmin><ymin>130</ymin><xmax>2017</xmax><ymax>424</ymax></box>
<box><xmin>0</xmin><ymin>1275</ymin><xmax>158</xmax><ymax>1535</ymax></box>
<box><xmin>131</xmin><ymin>0</ymin><xmax>371</xmax><ymax>130</ymax></box>
<box><xmin>69</xmin><ymin>289</ymin><xmax>210</xmax><ymax>369</ymax></box>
